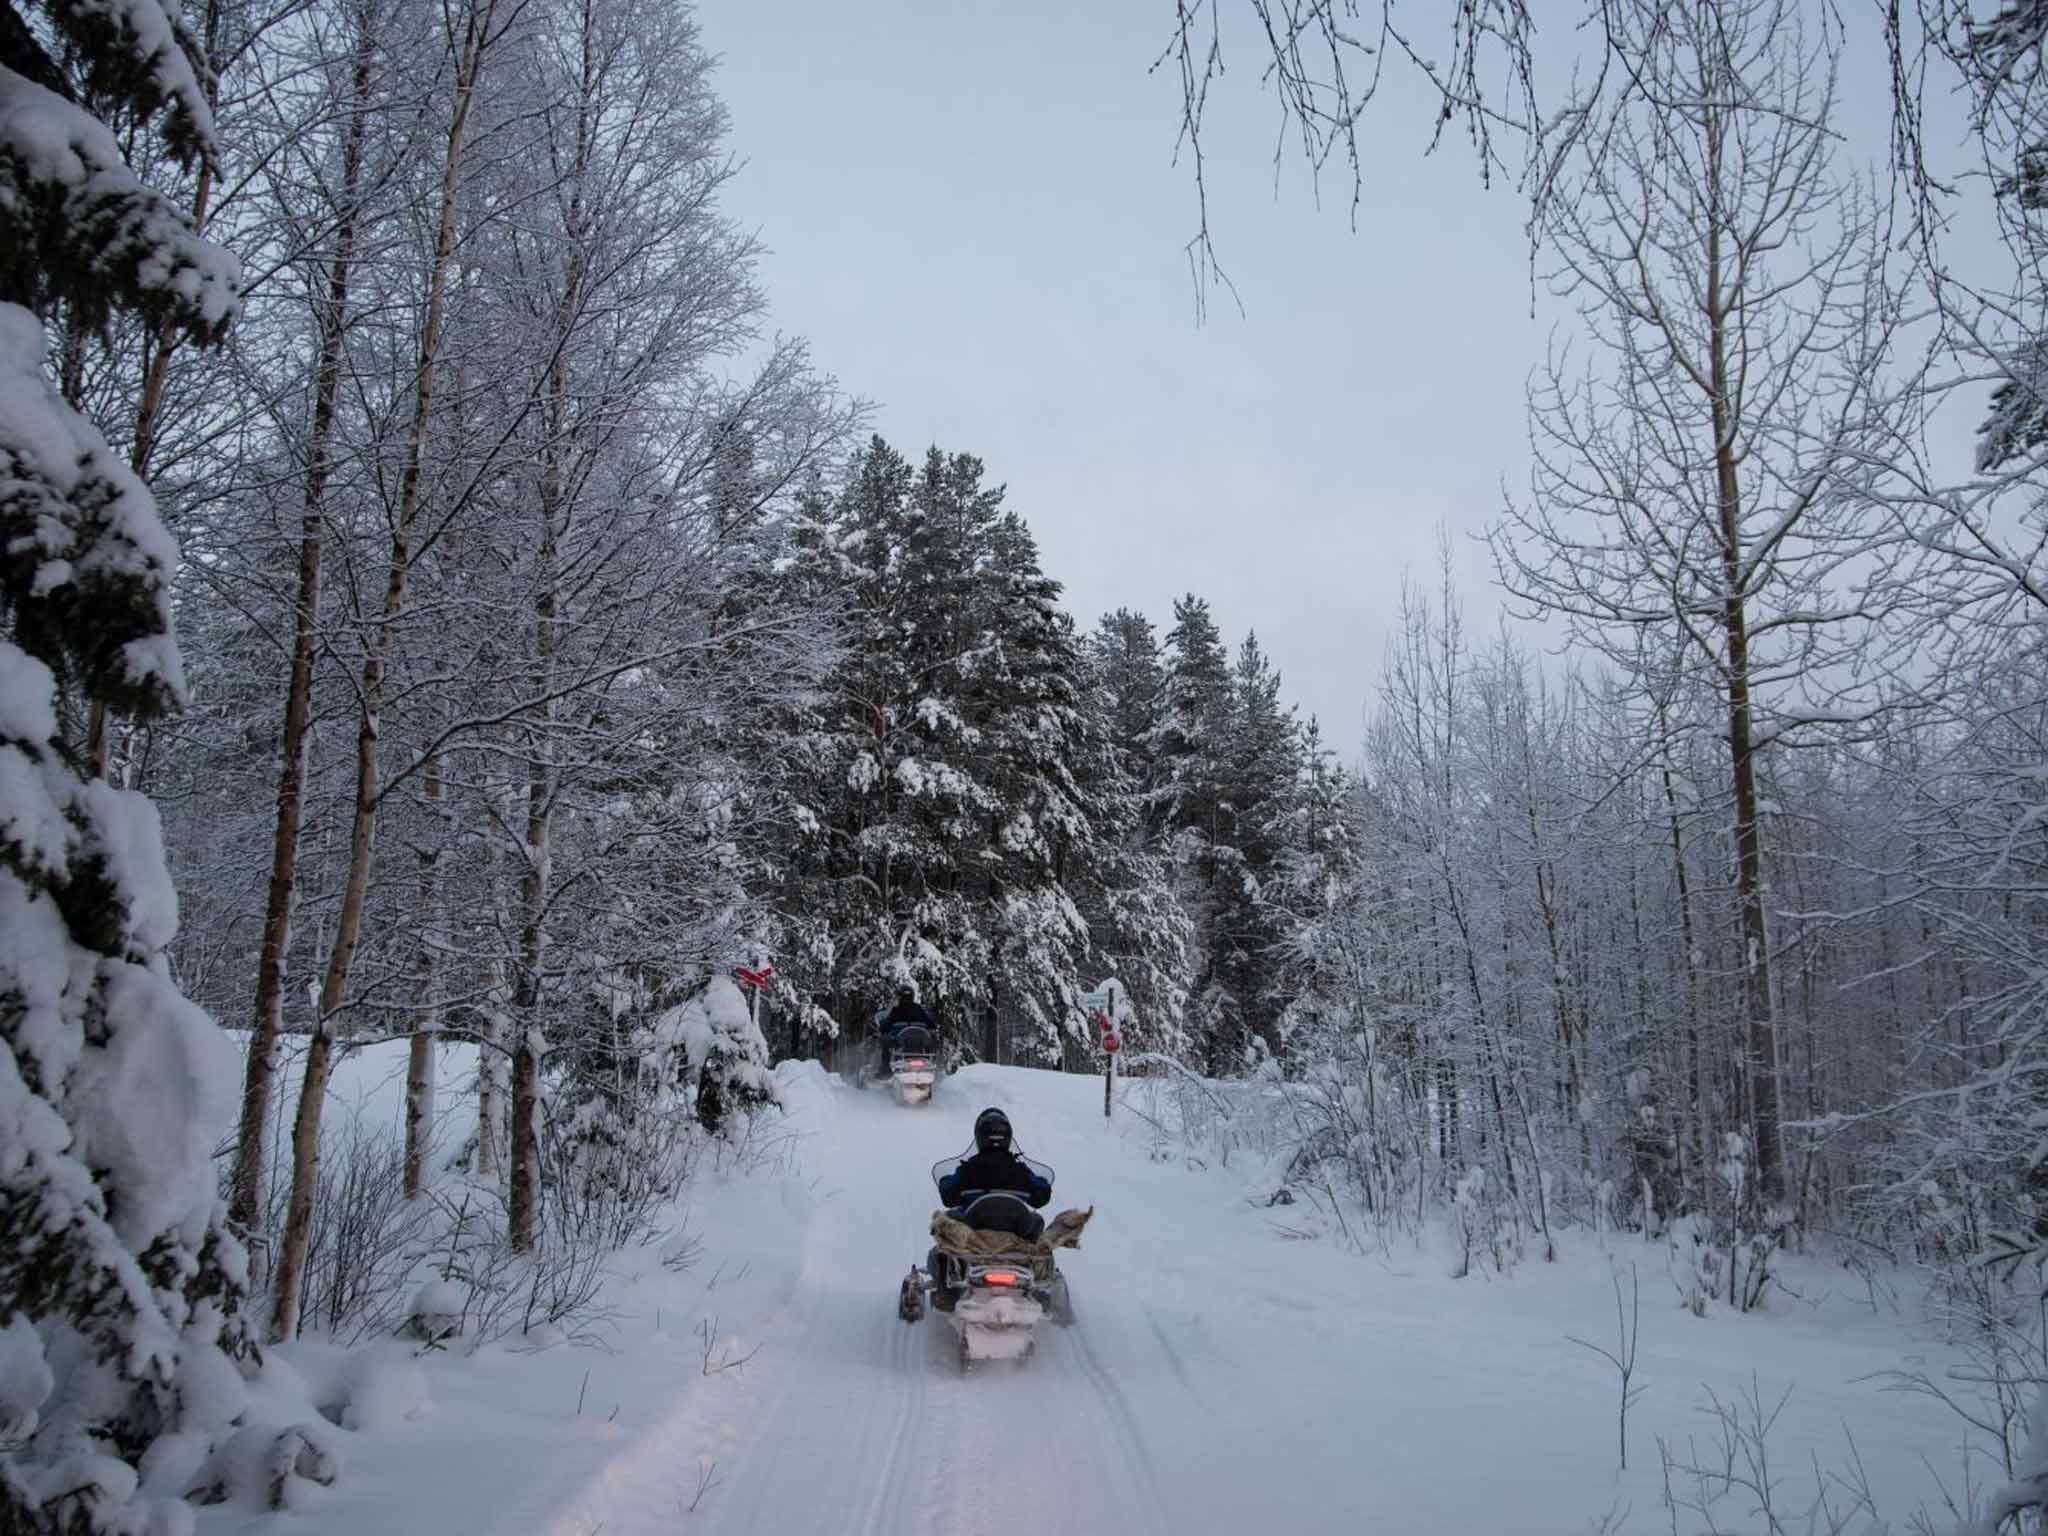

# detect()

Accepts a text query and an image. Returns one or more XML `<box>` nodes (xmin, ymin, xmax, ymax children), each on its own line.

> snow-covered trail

<box><xmin>518</xmin><ymin>1062</ymin><xmax>1965</xmax><ymax>1535</ymax></box>
<box><xmin>550</xmin><ymin>1065</ymin><xmax>1197</xmax><ymax>1536</ymax></box>
<box><xmin>251</xmin><ymin>1053</ymin><xmax>1972</xmax><ymax>1536</ymax></box>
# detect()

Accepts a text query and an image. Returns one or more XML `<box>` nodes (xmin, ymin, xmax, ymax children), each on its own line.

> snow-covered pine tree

<box><xmin>758</xmin><ymin>437</ymin><xmax>923</xmax><ymax>1047</ymax></box>
<box><xmin>762</xmin><ymin>436</ymin><xmax>1160</xmax><ymax>1065</ymax></box>
<box><xmin>1159</xmin><ymin>595</ymin><xmax>1232</xmax><ymax>855</ymax></box>
<box><xmin>673</xmin><ymin>976</ymin><xmax>779</xmax><ymax>1138</ymax></box>
<box><xmin>970</xmin><ymin>510</ymin><xmax>1107</xmax><ymax>1061</ymax></box>
<box><xmin>1087</xmin><ymin>608</ymin><xmax>1170</xmax><ymax>837</ymax></box>
<box><xmin>1074</xmin><ymin>613</ymin><xmax>1190</xmax><ymax>1057</ymax></box>
<box><xmin>0</xmin><ymin>2</ymin><xmax>254</xmax><ymax>1527</ymax></box>
<box><xmin>1158</xmin><ymin>599</ymin><xmax>1305</xmax><ymax>1072</ymax></box>
<box><xmin>1271</xmin><ymin>716</ymin><xmax>1356</xmax><ymax>1048</ymax></box>
<box><xmin>1208</xmin><ymin>631</ymin><xmax>1303</xmax><ymax>1065</ymax></box>
<box><xmin>1156</xmin><ymin>596</ymin><xmax>1230</xmax><ymax>1062</ymax></box>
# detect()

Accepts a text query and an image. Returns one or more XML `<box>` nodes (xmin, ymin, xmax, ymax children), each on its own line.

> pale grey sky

<box><xmin>703</xmin><ymin>2</ymin><xmax>1982</xmax><ymax>744</ymax></box>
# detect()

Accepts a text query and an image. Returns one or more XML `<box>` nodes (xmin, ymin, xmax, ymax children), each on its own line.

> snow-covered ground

<box><xmin>215</xmin><ymin>1053</ymin><xmax>1978</xmax><ymax>1535</ymax></box>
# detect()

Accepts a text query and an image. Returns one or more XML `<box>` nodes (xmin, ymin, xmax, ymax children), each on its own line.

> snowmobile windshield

<box><xmin>930</xmin><ymin>1148</ymin><xmax>1054</xmax><ymax>1198</ymax></box>
<box><xmin>890</xmin><ymin>1026</ymin><xmax>935</xmax><ymax>1054</ymax></box>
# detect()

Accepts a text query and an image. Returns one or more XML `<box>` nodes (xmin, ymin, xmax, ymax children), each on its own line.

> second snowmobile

<box><xmin>885</xmin><ymin>1024</ymin><xmax>938</xmax><ymax>1106</ymax></box>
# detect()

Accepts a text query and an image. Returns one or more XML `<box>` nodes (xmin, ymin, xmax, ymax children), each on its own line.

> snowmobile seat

<box><xmin>891</xmin><ymin>1025</ymin><xmax>935</xmax><ymax>1055</ymax></box>
<box><xmin>955</xmin><ymin>1191</ymin><xmax>1044</xmax><ymax>1244</ymax></box>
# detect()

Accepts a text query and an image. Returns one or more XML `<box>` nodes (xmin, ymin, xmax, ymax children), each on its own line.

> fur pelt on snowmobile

<box><xmin>929</xmin><ymin>1205</ymin><xmax>1093</xmax><ymax>1277</ymax></box>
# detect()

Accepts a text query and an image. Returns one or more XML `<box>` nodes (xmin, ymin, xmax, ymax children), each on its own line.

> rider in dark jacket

<box><xmin>876</xmin><ymin>987</ymin><xmax>936</xmax><ymax>1079</ymax></box>
<box><xmin>939</xmin><ymin>1108</ymin><xmax>1050</xmax><ymax>1209</ymax></box>
<box><xmin>881</xmin><ymin>986</ymin><xmax>934</xmax><ymax>1035</ymax></box>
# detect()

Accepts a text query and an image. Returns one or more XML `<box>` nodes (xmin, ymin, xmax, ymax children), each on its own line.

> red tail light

<box><xmin>907</xmin><ymin>1059</ymin><xmax>927</xmax><ymax>1069</ymax></box>
<box><xmin>979</xmin><ymin>1271</ymin><xmax>1019</xmax><ymax>1287</ymax></box>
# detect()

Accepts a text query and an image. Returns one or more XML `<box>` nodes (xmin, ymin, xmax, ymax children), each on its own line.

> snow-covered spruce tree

<box><xmin>1157</xmin><ymin>595</ymin><xmax>1231</xmax><ymax>848</ymax></box>
<box><xmin>958</xmin><ymin>510</ymin><xmax>1090</xmax><ymax>1060</ymax></box>
<box><xmin>1087</xmin><ymin>608</ymin><xmax>1169</xmax><ymax>838</ymax></box>
<box><xmin>1155</xmin><ymin>598</ymin><xmax>1305</xmax><ymax>1074</ymax></box>
<box><xmin>694</xmin><ymin>457</ymin><xmax>843</xmax><ymax>1070</ymax></box>
<box><xmin>1270</xmin><ymin>715</ymin><xmax>1356</xmax><ymax>1052</ymax></box>
<box><xmin>750</xmin><ymin>457</ymin><xmax>894</xmax><ymax>1059</ymax></box>
<box><xmin>761</xmin><ymin>438</ymin><xmax>1140</xmax><ymax>1065</ymax></box>
<box><xmin>1074</xmin><ymin>612</ymin><xmax>1190</xmax><ymax>1059</ymax></box>
<box><xmin>1211</xmin><ymin>632</ymin><xmax>1303</xmax><ymax>1057</ymax></box>
<box><xmin>1156</xmin><ymin>595</ymin><xmax>1233</xmax><ymax>1068</ymax></box>
<box><xmin>1929</xmin><ymin>0</ymin><xmax>2048</xmax><ymax>485</ymax></box>
<box><xmin>0</xmin><ymin>1</ymin><xmax>260</xmax><ymax>1528</ymax></box>
<box><xmin>662</xmin><ymin>976</ymin><xmax>777</xmax><ymax>1140</ymax></box>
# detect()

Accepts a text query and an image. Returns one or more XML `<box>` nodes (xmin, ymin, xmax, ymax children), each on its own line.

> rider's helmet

<box><xmin>896</xmin><ymin>984</ymin><xmax>915</xmax><ymax>1005</ymax></box>
<box><xmin>973</xmin><ymin>1107</ymin><xmax>1012</xmax><ymax>1154</ymax></box>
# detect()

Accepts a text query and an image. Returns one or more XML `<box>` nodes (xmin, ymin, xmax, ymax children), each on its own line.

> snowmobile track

<box><xmin>856</xmin><ymin>1315</ymin><xmax>929</xmax><ymax>1536</ymax></box>
<box><xmin>1061</xmin><ymin>1318</ymin><xmax>1173</xmax><ymax>1536</ymax></box>
<box><xmin>1144</xmin><ymin>1305</ymin><xmax>1205</xmax><ymax>1404</ymax></box>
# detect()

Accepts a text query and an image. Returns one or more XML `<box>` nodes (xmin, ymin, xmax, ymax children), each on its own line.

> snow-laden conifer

<box><xmin>0</xmin><ymin>0</ymin><xmax>252</xmax><ymax>1523</ymax></box>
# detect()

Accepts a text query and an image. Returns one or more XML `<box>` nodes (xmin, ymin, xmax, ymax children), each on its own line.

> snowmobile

<box><xmin>885</xmin><ymin>1024</ymin><xmax>938</xmax><ymax>1106</ymax></box>
<box><xmin>895</xmin><ymin>1148</ymin><xmax>1086</xmax><ymax>1366</ymax></box>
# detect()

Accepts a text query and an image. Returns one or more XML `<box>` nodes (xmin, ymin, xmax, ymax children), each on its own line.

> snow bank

<box><xmin>330</xmin><ymin>1347</ymin><xmax>429</xmax><ymax>1432</ymax></box>
<box><xmin>179</xmin><ymin>1342</ymin><xmax>432</xmax><ymax>1513</ymax></box>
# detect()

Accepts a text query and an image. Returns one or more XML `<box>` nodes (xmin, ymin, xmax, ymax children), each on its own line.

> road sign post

<box><xmin>1084</xmin><ymin>978</ymin><xmax>1123</xmax><ymax>1119</ymax></box>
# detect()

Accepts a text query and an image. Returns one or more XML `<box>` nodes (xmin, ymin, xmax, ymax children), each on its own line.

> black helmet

<box><xmin>896</xmin><ymin>984</ymin><xmax>915</xmax><ymax>1002</ymax></box>
<box><xmin>973</xmin><ymin>1107</ymin><xmax>1012</xmax><ymax>1153</ymax></box>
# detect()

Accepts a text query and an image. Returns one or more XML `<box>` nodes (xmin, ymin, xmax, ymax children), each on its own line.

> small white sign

<box><xmin>1080</xmin><ymin>978</ymin><xmax>1126</xmax><ymax>1016</ymax></box>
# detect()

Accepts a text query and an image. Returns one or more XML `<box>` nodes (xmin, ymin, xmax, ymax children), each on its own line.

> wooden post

<box><xmin>1102</xmin><ymin>979</ymin><xmax>1116</xmax><ymax>1119</ymax></box>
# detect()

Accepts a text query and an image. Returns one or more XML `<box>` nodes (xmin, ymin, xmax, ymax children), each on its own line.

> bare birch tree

<box><xmin>270</xmin><ymin>0</ymin><xmax>518</xmax><ymax>1339</ymax></box>
<box><xmin>230</xmin><ymin>0</ymin><xmax>387</xmax><ymax>1237</ymax></box>
<box><xmin>1490</xmin><ymin>0</ymin><xmax>1918</xmax><ymax>1210</ymax></box>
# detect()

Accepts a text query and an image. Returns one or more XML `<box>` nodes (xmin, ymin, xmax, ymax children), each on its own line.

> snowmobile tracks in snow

<box><xmin>1144</xmin><ymin>1305</ymin><xmax>1205</xmax><ymax>1405</ymax></box>
<box><xmin>1058</xmin><ymin>1320</ymin><xmax>1174</xmax><ymax>1536</ymax></box>
<box><xmin>854</xmin><ymin>1317</ymin><xmax>931</xmax><ymax>1536</ymax></box>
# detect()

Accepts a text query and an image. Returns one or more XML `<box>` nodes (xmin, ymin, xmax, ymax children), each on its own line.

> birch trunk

<box><xmin>507</xmin><ymin>20</ymin><xmax>593</xmax><ymax>1254</ymax></box>
<box><xmin>230</xmin><ymin>20</ymin><xmax>376</xmax><ymax>1238</ymax></box>
<box><xmin>507</xmin><ymin>660</ymin><xmax>550</xmax><ymax>1252</ymax></box>
<box><xmin>271</xmin><ymin>1</ymin><xmax>495</xmax><ymax>1340</ymax></box>
<box><xmin>404</xmin><ymin>751</ymin><xmax>443</xmax><ymax>1199</ymax></box>
<box><xmin>475</xmin><ymin>873</ymin><xmax>508</xmax><ymax>1177</ymax></box>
